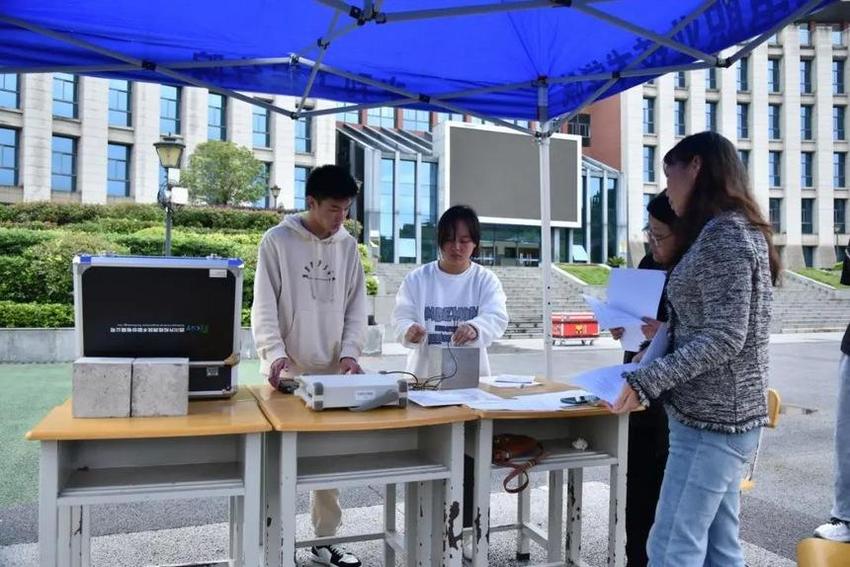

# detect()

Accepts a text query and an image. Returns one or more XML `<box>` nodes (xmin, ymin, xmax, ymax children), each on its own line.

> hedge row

<box><xmin>0</xmin><ymin>301</ymin><xmax>74</xmax><ymax>328</ymax></box>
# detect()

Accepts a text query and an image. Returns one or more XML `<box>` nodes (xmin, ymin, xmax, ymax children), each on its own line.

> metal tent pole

<box><xmin>538</xmin><ymin>85</ymin><xmax>553</xmax><ymax>379</ymax></box>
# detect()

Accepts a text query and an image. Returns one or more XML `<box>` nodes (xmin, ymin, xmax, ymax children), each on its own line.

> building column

<box><xmin>132</xmin><ymin>82</ymin><xmax>162</xmax><ymax>204</ymax></box>
<box><xmin>182</xmin><ymin>87</ymin><xmax>208</xmax><ymax>162</ymax></box>
<box><xmin>621</xmin><ymin>87</ymin><xmax>645</xmax><ymax>264</ymax></box>
<box><xmin>271</xmin><ymin>95</ymin><xmax>295</xmax><ymax>208</ymax></box>
<box><xmin>815</xmin><ymin>24</ymin><xmax>838</xmax><ymax>267</ymax></box>
<box><xmin>20</xmin><ymin>74</ymin><xmax>52</xmax><ymax>202</ymax></box>
<box><xmin>77</xmin><ymin>77</ymin><xmax>109</xmax><ymax>204</ymax></box>
<box><xmin>782</xmin><ymin>24</ymin><xmax>806</xmax><ymax>269</ymax></box>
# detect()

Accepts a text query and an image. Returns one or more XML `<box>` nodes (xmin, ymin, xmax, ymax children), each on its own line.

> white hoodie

<box><xmin>251</xmin><ymin>214</ymin><xmax>366</xmax><ymax>376</ymax></box>
<box><xmin>392</xmin><ymin>261</ymin><xmax>508</xmax><ymax>378</ymax></box>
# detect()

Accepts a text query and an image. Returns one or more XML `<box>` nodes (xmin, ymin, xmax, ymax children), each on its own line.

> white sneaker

<box><xmin>814</xmin><ymin>518</ymin><xmax>850</xmax><ymax>542</ymax></box>
<box><xmin>310</xmin><ymin>544</ymin><xmax>361</xmax><ymax>567</ymax></box>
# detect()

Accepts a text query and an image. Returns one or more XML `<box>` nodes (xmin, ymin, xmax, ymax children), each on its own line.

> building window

<box><xmin>835</xmin><ymin>105</ymin><xmax>846</xmax><ymax>140</ymax></box>
<box><xmin>769</xmin><ymin>198</ymin><xmax>782</xmax><ymax>233</ymax></box>
<box><xmin>0</xmin><ymin>74</ymin><xmax>19</xmax><ymax>109</ymax></box>
<box><xmin>769</xmin><ymin>151</ymin><xmax>782</xmax><ymax>187</ymax></box>
<box><xmin>337</xmin><ymin>103</ymin><xmax>359</xmax><ymax>124</ymax></box>
<box><xmin>737</xmin><ymin>56</ymin><xmax>749</xmax><ymax>91</ymax></box>
<box><xmin>801</xmin><ymin>152</ymin><xmax>814</xmax><ymax>188</ymax></box>
<box><xmin>675</xmin><ymin>100</ymin><xmax>686</xmax><ymax>136</ymax></box>
<box><xmin>507</xmin><ymin>119</ymin><xmax>530</xmax><ymax>129</ymax></box>
<box><xmin>801</xmin><ymin>105</ymin><xmax>814</xmax><ymax>140</ymax></box>
<box><xmin>295</xmin><ymin>116</ymin><xmax>312</xmax><ymax>153</ymax></box>
<box><xmin>53</xmin><ymin>73</ymin><xmax>78</xmax><ymax>119</ymax></box>
<box><xmin>769</xmin><ymin>33</ymin><xmax>780</xmax><ymax>45</ymax></box>
<box><xmin>803</xmin><ymin>246</ymin><xmax>815</xmax><ymax>267</ymax></box>
<box><xmin>160</xmin><ymin>85</ymin><xmax>181</xmax><ymax>134</ymax></box>
<box><xmin>51</xmin><ymin>135</ymin><xmax>77</xmax><ymax>192</ymax></box>
<box><xmin>379</xmin><ymin>158</ymin><xmax>395</xmax><ymax>262</ymax></box>
<box><xmin>737</xmin><ymin>103</ymin><xmax>749</xmax><ymax>139</ymax></box>
<box><xmin>705</xmin><ymin>68</ymin><xmax>717</xmax><ymax>90</ymax></box>
<box><xmin>643</xmin><ymin>145</ymin><xmax>656</xmax><ymax>183</ymax></box>
<box><xmin>294</xmin><ymin>165</ymin><xmax>309</xmax><ymax>209</ymax></box>
<box><xmin>802</xmin><ymin>198</ymin><xmax>815</xmax><ymax>234</ymax></box>
<box><xmin>208</xmin><ymin>93</ymin><xmax>227</xmax><ymax>141</ymax></box>
<box><xmin>367</xmin><ymin>107</ymin><xmax>395</xmax><ymax>128</ymax></box>
<box><xmin>836</xmin><ymin>199</ymin><xmax>847</xmax><ymax>234</ymax></box>
<box><xmin>0</xmin><ymin>127</ymin><xmax>18</xmax><ymax>186</ymax></box>
<box><xmin>706</xmin><ymin>101</ymin><xmax>717</xmax><ymax>131</ymax></box>
<box><xmin>769</xmin><ymin>104</ymin><xmax>781</xmax><ymax>139</ymax></box>
<box><xmin>800</xmin><ymin>23</ymin><xmax>811</xmax><ymax>46</ymax></box>
<box><xmin>436</xmin><ymin>112</ymin><xmax>464</xmax><ymax>124</ymax></box>
<box><xmin>253</xmin><ymin>162</ymin><xmax>272</xmax><ymax>208</ymax></box>
<box><xmin>253</xmin><ymin>105</ymin><xmax>271</xmax><ymax>148</ymax></box>
<box><xmin>835</xmin><ymin>60</ymin><xmax>846</xmax><ymax>94</ymax></box>
<box><xmin>768</xmin><ymin>59</ymin><xmax>781</xmax><ymax>93</ymax></box>
<box><xmin>834</xmin><ymin>24</ymin><xmax>844</xmax><ymax>47</ymax></box>
<box><xmin>107</xmin><ymin>144</ymin><xmax>131</xmax><ymax>197</ymax></box>
<box><xmin>800</xmin><ymin>59</ymin><xmax>813</xmax><ymax>94</ymax></box>
<box><xmin>402</xmin><ymin>109</ymin><xmax>430</xmax><ymax>131</ymax></box>
<box><xmin>836</xmin><ymin>152</ymin><xmax>847</xmax><ymax>187</ymax></box>
<box><xmin>106</xmin><ymin>80</ymin><xmax>132</xmax><ymax>127</ymax></box>
<box><xmin>398</xmin><ymin>160</ymin><xmax>417</xmax><ymax>262</ymax></box>
<box><xmin>675</xmin><ymin>72</ymin><xmax>687</xmax><ymax>89</ymax></box>
<box><xmin>642</xmin><ymin>193</ymin><xmax>652</xmax><ymax>228</ymax></box>
<box><xmin>642</xmin><ymin>97</ymin><xmax>655</xmax><ymax>134</ymax></box>
<box><xmin>738</xmin><ymin>149</ymin><xmax>750</xmax><ymax>172</ymax></box>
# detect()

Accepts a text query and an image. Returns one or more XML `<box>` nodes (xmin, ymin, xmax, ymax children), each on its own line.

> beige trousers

<box><xmin>311</xmin><ymin>489</ymin><xmax>342</xmax><ymax>537</ymax></box>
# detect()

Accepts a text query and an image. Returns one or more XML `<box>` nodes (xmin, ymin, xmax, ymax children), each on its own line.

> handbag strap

<box><xmin>501</xmin><ymin>446</ymin><xmax>547</xmax><ymax>494</ymax></box>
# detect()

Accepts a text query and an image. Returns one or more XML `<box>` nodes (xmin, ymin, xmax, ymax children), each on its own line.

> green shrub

<box><xmin>357</xmin><ymin>243</ymin><xmax>374</xmax><ymax>275</ymax></box>
<box><xmin>0</xmin><ymin>301</ymin><xmax>74</xmax><ymax>328</ymax></box>
<box><xmin>241</xmin><ymin>307</ymin><xmax>251</xmax><ymax>327</ymax></box>
<box><xmin>344</xmin><ymin>218</ymin><xmax>363</xmax><ymax>240</ymax></box>
<box><xmin>0</xmin><ymin>256</ymin><xmax>40</xmax><ymax>302</ymax></box>
<box><xmin>173</xmin><ymin>206</ymin><xmax>281</xmax><ymax>230</ymax></box>
<box><xmin>366</xmin><ymin>275</ymin><xmax>378</xmax><ymax>296</ymax></box>
<box><xmin>71</xmin><ymin>218</ymin><xmax>159</xmax><ymax>234</ymax></box>
<box><xmin>0</xmin><ymin>202</ymin><xmax>101</xmax><ymax>225</ymax></box>
<box><xmin>606</xmin><ymin>256</ymin><xmax>626</xmax><ymax>268</ymax></box>
<box><xmin>0</xmin><ymin>227</ymin><xmax>55</xmax><ymax>255</ymax></box>
<box><xmin>23</xmin><ymin>233</ymin><xmax>128</xmax><ymax>304</ymax></box>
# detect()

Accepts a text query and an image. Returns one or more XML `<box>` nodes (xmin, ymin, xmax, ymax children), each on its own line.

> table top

<box><xmin>476</xmin><ymin>379</ymin><xmax>617</xmax><ymax>420</ymax></box>
<box><xmin>27</xmin><ymin>388</ymin><xmax>271</xmax><ymax>441</ymax></box>
<box><xmin>250</xmin><ymin>384</ymin><xmax>478</xmax><ymax>432</ymax></box>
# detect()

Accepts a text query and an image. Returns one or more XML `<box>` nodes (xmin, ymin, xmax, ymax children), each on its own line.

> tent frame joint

<box><xmin>349</xmin><ymin>4</ymin><xmax>386</xmax><ymax>25</ymax></box>
<box><xmin>141</xmin><ymin>60</ymin><xmax>157</xmax><ymax>72</ymax></box>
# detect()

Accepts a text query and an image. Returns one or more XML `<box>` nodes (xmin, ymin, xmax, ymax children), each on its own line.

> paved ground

<box><xmin>0</xmin><ymin>333</ymin><xmax>844</xmax><ymax>565</ymax></box>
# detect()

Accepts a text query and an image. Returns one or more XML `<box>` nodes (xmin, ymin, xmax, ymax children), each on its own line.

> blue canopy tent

<box><xmin>0</xmin><ymin>0</ymin><xmax>834</xmax><ymax>377</ymax></box>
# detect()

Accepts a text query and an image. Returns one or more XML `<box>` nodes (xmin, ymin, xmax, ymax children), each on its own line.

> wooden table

<box><xmin>468</xmin><ymin>380</ymin><xmax>629</xmax><ymax>567</ymax></box>
<box><xmin>27</xmin><ymin>388</ymin><xmax>271</xmax><ymax>567</ymax></box>
<box><xmin>250</xmin><ymin>384</ymin><xmax>478</xmax><ymax>567</ymax></box>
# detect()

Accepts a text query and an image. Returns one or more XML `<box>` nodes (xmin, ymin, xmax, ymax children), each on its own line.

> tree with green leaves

<box><xmin>180</xmin><ymin>141</ymin><xmax>268</xmax><ymax>206</ymax></box>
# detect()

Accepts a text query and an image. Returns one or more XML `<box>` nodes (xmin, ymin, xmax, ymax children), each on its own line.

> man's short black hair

<box><xmin>437</xmin><ymin>205</ymin><xmax>481</xmax><ymax>256</ymax></box>
<box><xmin>306</xmin><ymin>165</ymin><xmax>359</xmax><ymax>202</ymax></box>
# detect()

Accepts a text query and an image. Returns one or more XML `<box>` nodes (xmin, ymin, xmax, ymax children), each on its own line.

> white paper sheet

<box><xmin>408</xmin><ymin>388</ymin><xmax>502</xmax><ymax>407</ymax></box>
<box><xmin>620</xmin><ymin>324</ymin><xmax>645</xmax><ymax>352</ymax></box>
<box><xmin>583</xmin><ymin>269</ymin><xmax>666</xmax><ymax>345</ymax></box>
<box><xmin>464</xmin><ymin>389</ymin><xmax>594</xmax><ymax>411</ymax></box>
<box><xmin>479</xmin><ymin>376</ymin><xmax>542</xmax><ymax>389</ymax></box>
<box><xmin>569</xmin><ymin>362</ymin><xmax>639</xmax><ymax>404</ymax></box>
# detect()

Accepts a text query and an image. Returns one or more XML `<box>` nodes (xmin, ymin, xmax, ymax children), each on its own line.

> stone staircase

<box><xmin>374</xmin><ymin>262</ymin><xmax>850</xmax><ymax>338</ymax></box>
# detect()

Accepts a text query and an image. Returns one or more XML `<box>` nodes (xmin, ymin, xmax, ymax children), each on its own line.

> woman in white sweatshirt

<box><xmin>392</xmin><ymin>204</ymin><xmax>509</xmax><ymax>379</ymax></box>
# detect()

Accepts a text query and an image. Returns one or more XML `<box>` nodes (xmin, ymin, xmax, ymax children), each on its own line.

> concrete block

<box><xmin>131</xmin><ymin>358</ymin><xmax>189</xmax><ymax>417</ymax></box>
<box><xmin>72</xmin><ymin>357</ymin><xmax>134</xmax><ymax>418</ymax></box>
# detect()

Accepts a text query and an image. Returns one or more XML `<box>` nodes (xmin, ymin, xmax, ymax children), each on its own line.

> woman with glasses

<box><xmin>610</xmin><ymin>190</ymin><xmax>679</xmax><ymax>567</ymax></box>
<box><xmin>609</xmin><ymin>131</ymin><xmax>779</xmax><ymax>566</ymax></box>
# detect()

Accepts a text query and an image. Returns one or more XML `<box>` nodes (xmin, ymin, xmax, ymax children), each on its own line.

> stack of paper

<box><xmin>479</xmin><ymin>374</ymin><xmax>541</xmax><ymax>389</ymax></box>
<box><xmin>582</xmin><ymin>268</ymin><xmax>666</xmax><ymax>351</ymax></box>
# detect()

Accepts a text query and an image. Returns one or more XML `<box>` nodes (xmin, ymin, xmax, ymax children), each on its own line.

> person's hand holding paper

<box><xmin>582</xmin><ymin>268</ymin><xmax>666</xmax><ymax>352</ymax></box>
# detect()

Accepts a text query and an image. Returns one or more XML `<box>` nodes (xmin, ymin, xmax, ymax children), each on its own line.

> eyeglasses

<box><xmin>642</xmin><ymin>227</ymin><xmax>673</xmax><ymax>245</ymax></box>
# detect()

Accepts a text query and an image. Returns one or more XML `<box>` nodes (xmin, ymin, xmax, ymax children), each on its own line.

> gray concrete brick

<box><xmin>131</xmin><ymin>358</ymin><xmax>189</xmax><ymax>417</ymax></box>
<box><xmin>72</xmin><ymin>357</ymin><xmax>134</xmax><ymax>418</ymax></box>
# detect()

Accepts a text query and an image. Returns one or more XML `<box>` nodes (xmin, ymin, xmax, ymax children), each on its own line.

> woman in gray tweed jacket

<box><xmin>610</xmin><ymin>131</ymin><xmax>781</xmax><ymax>567</ymax></box>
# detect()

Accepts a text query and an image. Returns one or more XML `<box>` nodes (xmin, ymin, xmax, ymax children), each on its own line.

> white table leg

<box><xmin>263</xmin><ymin>432</ymin><xmax>282</xmax><ymax>567</ymax></box>
<box><xmin>242</xmin><ymin>433</ymin><xmax>262</xmax><ymax>567</ymax></box>
<box><xmin>416</xmin><ymin>481</ymin><xmax>433</xmax><ymax>566</ymax></box>
<box><xmin>384</xmin><ymin>484</ymin><xmax>397</xmax><ymax>567</ymax></box>
<box><xmin>279</xmin><ymin>432</ymin><xmax>297</xmax><ymax>567</ymax></box>
<box><xmin>566</xmin><ymin>468</ymin><xmax>583</xmax><ymax>566</ymax></box>
<box><xmin>230</xmin><ymin>496</ymin><xmax>243</xmax><ymax>565</ymax></box>
<box><xmin>404</xmin><ymin>482</ymin><xmax>419</xmax><ymax>565</ymax></box>
<box><xmin>471</xmin><ymin>419</ymin><xmax>492</xmax><ymax>567</ymax></box>
<box><xmin>516</xmin><ymin>480</ymin><xmax>531</xmax><ymax>560</ymax></box>
<box><xmin>547</xmin><ymin>469</ymin><xmax>564</xmax><ymax>563</ymax></box>
<box><xmin>608</xmin><ymin>414</ymin><xmax>628</xmax><ymax>567</ymax></box>
<box><xmin>435</xmin><ymin>422</ymin><xmax>463</xmax><ymax>566</ymax></box>
<box><xmin>39</xmin><ymin>441</ymin><xmax>59</xmax><ymax>567</ymax></box>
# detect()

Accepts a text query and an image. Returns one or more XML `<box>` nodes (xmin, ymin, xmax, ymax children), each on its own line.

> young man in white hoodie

<box><xmin>251</xmin><ymin>165</ymin><xmax>366</xmax><ymax>567</ymax></box>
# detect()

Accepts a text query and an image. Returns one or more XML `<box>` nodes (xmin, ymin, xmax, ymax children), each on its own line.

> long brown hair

<box><xmin>664</xmin><ymin>131</ymin><xmax>782</xmax><ymax>285</ymax></box>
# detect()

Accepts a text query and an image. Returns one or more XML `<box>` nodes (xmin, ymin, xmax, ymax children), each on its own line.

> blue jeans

<box><xmin>648</xmin><ymin>416</ymin><xmax>760</xmax><ymax>567</ymax></box>
<box><xmin>833</xmin><ymin>354</ymin><xmax>850</xmax><ymax>521</ymax></box>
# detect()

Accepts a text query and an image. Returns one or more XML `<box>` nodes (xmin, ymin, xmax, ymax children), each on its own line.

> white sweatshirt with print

<box><xmin>251</xmin><ymin>214</ymin><xmax>366</xmax><ymax>376</ymax></box>
<box><xmin>392</xmin><ymin>261</ymin><xmax>509</xmax><ymax>378</ymax></box>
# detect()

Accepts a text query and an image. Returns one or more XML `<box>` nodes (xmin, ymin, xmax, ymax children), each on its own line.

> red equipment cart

<box><xmin>551</xmin><ymin>312</ymin><xmax>600</xmax><ymax>346</ymax></box>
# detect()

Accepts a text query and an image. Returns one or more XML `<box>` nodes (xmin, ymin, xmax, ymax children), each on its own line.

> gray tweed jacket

<box><xmin>624</xmin><ymin>211</ymin><xmax>772</xmax><ymax>433</ymax></box>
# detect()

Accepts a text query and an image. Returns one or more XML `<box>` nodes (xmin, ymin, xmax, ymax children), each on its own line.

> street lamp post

<box><xmin>154</xmin><ymin>135</ymin><xmax>185</xmax><ymax>256</ymax></box>
<box><xmin>269</xmin><ymin>184</ymin><xmax>281</xmax><ymax>210</ymax></box>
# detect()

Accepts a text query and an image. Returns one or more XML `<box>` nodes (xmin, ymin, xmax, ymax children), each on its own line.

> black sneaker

<box><xmin>310</xmin><ymin>545</ymin><xmax>362</xmax><ymax>567</ymax></box>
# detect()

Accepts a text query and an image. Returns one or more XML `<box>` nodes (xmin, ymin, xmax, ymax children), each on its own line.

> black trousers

<box><xmin>625</xmin><ymin>403</ymin><xmax>669</xmax><ymax>567</ymax></box>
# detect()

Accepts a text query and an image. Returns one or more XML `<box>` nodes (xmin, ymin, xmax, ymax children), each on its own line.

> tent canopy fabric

<box><xmin>0</xmin><ymin>0</ymin><xmax>834</xmax><ymax>131</ymax></box>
